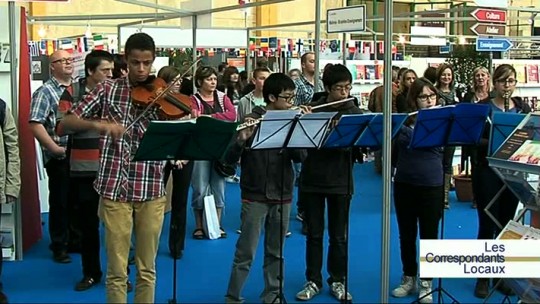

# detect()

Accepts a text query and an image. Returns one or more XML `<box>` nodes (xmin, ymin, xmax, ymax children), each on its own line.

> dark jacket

<box><xmin>225</xmin><ymin>106</ymin><xmax>306</xmax><ymax>202</ymax></box>
<box><xmin>299</xmin><ymin>95</ymin><xmax>362</xmax><ymax>195</ymax></box>
<box><xmin>473</xmin><ymin>96</ymin><xmax>531</xmax><ymax>167</ymax></box>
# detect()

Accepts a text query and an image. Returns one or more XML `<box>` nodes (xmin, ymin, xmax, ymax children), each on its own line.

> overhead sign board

<box><xmin>474</xmin><ymin>0</ymin><xmax>508</xmax><ymax>9</ymax></box>
<box><xmin>471</xmin><ymin>8</ymin><xmax>507</xmax><ymax>24</ymax></box>
<box><xmin>476</xmin><ymin>37</ymin><xmax>512</xmax><ymax>52</ymax></box>
<box><xmin>326</xmin><ymin>5</ymin><xmax>366</xmax><ymax>33</ymax></box>
<box><xmin>470</xmin><ymin>23</ymin><xmax>506</xmax><ymax>36</ymax></box>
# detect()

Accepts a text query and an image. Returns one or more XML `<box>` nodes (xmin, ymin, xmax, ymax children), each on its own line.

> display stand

<box><xmin>410</xmin><ymin>104</ymin><xmax>490</xmax><ymax>304</ymax></box>
<box><xmin>251</xmin><ymin>109</ymin><xmax>337</xmax><ymax>304</ymax></box>
<box><xmin>134</xmin><ymin>116</ymin><xmax>238</xmax><ymax>304</ymax></box>
<box><xmin>486</xmin><ymin>113</ymin><xmax>540</xmax><ymax>304</ymax></box>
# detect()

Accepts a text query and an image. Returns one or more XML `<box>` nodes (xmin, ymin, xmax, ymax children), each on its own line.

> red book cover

<box><xmin>527</xmin><ymin>65</ymin><xmax>539</xmax><ymax>83</ymax></box>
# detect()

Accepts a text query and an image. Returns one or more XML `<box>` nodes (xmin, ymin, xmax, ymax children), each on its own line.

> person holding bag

<box><xmin>190</xmin><ymin>66</ymin><xmax>236</xmax><ymax>240</ymax></box>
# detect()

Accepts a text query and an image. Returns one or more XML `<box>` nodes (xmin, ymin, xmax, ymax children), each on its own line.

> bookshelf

<box><xmin>487</xmin><ymin>113</ymin><xmax>540</xmax><ymax>303</ymax></box>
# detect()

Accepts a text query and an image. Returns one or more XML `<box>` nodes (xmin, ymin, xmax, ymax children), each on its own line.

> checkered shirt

<box><xmin>70</xmin><ymin>77</ymin><xmax>165</xmax><ymax>202</ymax></box>
<box><xmin>293</xmin><ymin>74</ymin><xmax>324</xmax><ymax>106</ymax></box>
<box><xmin>29</xmin><ymin>77</ymin><xmax>70</xmax><ymax>162</ymax></box>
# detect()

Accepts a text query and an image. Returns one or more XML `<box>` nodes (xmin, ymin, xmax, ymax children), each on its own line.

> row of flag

<box><xmin>27</xmin><ymin>35</ymin><xmax>106</xmax><ymax>57</ymax></box>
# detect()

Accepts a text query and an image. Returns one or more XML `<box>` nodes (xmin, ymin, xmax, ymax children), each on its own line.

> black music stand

<box><xmin>251</xmin><ymin>109</ymin><xmax>338</xmax><ymax>304</ymax></box>
<box><xmin>409</xmin><ymin>103</ymin><xmax>490</xmax><ymax>304</ymax></box>
<box><xmin>321</xmin><ymin>113</ymin><xmax>408</xmax><ymax>304</ymax></box>
<box><xmin>134</xmin><ymin>116</ymin><xmax>238</xmax><ymax>304</ymax></box>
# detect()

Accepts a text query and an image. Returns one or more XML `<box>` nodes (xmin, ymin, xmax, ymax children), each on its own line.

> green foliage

<box><xmin>445</xmin><ymin>44</ymin><xmax>490</xmax><ymax>92</ymax></box>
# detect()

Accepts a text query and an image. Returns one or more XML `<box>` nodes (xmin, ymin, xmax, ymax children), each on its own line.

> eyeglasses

<box><xmin>51</xmin><ymin>58</ymin><xmax>74</xmax><ymax>65</ymax></box>
<box><xmin>278</xmin><ymin>94</ymin><xmax>296</xmax><ymax>104</ymax></box>
<box><xmin>496</xmin><ymin>78</ymin><xmax>517</xmax><ymax>85</ymax></box>
<box><xmin>417</xmin><ymin>93</ymin><xmax>438</xmax><ymax>102</ymax></box>
<box><xmin>332</xmin><ymin>84</ymin><xmax>352</xmax><ymax>92</ymax></box>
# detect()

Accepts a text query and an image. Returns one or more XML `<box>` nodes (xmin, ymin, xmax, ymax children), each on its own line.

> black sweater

<box><xmin>299</xmin><ymin>96</ymin><xmax>362</xmax><ymax>195</ymax></box>
<box><xmin>225</xmin><ymin>106</ymin><xmax>306</xmax><ymax>202</ymax></box>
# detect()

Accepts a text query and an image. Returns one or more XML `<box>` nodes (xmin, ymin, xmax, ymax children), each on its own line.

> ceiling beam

<box><xmin>114</xmin><ymin>0</ymin><xmax>192</xmax><ymax>15</ymax></box>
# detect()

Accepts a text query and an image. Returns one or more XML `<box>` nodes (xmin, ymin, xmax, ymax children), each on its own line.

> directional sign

<box><xmin>470</xmin><ymin>23</ymin><xmax>506</xmax><ymax>36</ymax></box>
<box><xmin>476</xmin><ymin>38</ymin><xmax>513</xmax><ymax>52</ymax></box>
<box><xmin>471</xmin><ymin>8</ymin><xmax>507</xmax><ymax>24</ymax></box>
<box><xmin>326</xmin><ymin>5</ymin><xmax>366</xmax><ymax>33</ymax></box>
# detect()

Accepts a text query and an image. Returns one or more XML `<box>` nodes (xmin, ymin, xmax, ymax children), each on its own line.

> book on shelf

<box><xmin>516</xmin><ymin>64</ymin><xmax>527</xmax><ymax>84</ymax></box>
<box><xmin>526</xmin><ymin>65</ymin><xmax>539</xmax><ymax>83</ymax></box>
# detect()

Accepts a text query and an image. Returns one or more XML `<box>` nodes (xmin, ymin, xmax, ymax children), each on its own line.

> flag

<box><xmin>60</xmin><ymin>39</ymin><xmax>73</xmax><ymax>53</ymax></box>
<box><xmin>269</xmin><ymin>37</ymin><xmax>278</xmax><ymax>50</ymax></box>
<box><xmin>320</xmin><ymin>40</ymin><xmax>327</xmax><ymax>52</ymax></box>
<box><xmin>46</xmin><ymin>40</ymin><xmax>55</xmax><ymax>55</ymax></box>
<box><xmin>39</xmin><ymin>40</ymin><xmax>47</xmax><ymax>55</ymax></box>
<box><xmin>93</xmin><ymin>35</ymin><xmax>104</xmax><ymax>50</ymax></box>
<box><xmin>295</xmin><ymin>39</ymin><xmax>303</xmax><ymax>53</ymax></box>
<box><xmin>76</xmin><ymin>37</ymin><xmax>88</xmax><ymax>53</ymax></box>
<box><xmin>28</xmin><ymin>41</ymin><xmax>39</xmax><ymax>57</ymax></box>
<box><xmin>249</xmin><ymin>38</ymin><xmax>256</xmax><ymax>51</ymax></box>
<box><xmin>348</xmin><ymin>40</ymin><xmax>356</xmax><ymax>53</ymax></box>
<box><xmin>260</xmin><ymin>38</ymin><xmax>269</xmax><ymax>51</ymax></box>
<box><xmin>329</xmin><ymin>40</ymin><xmax>340</xmax><ymax>53</ymax></box>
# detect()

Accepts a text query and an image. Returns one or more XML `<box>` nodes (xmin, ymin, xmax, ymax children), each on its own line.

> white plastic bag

<box><xmin>202</xmin><ymin>194</ymin><xmax>221</xmax><ymax>240</ymax></box>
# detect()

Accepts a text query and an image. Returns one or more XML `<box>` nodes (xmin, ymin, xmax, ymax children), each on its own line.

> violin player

<box><xmin>157</xmin><ymin>65</ymin><xmax>194</xmax><ymax>259</ymax></box>
<box><xmin>60</xmin><ymin>33</ymin><xmax>173</xmax><ymax>304</ymax></box>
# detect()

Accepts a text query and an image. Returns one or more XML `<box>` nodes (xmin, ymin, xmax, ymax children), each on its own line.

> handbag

<box><xmin>202</xmin><ymin>193</ymin><xmax>221</xmax><ymax>240</ymax></box>
<box><xmin>214</xmin><ymin>161</ymin><xmax>237</xmax><ymax>178</ymax></box>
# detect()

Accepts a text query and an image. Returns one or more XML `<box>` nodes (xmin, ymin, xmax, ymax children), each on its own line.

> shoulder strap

<box><xmin>195</xmin><ymin>93</ymin><xmax>216</xmax><ymax>114</ymax></box>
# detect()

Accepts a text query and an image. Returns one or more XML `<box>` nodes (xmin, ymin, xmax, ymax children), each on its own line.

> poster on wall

<box><xmin>0</xmin><ymin>42</ymin><xmax>10</xmax><ymax>72</ymax></box>
<box><xmin>30</xmin><ymin>56</ymin><xmax>49</xmax><ymax>81</ymax></box>
<box><xmin>227</xmin><ymin>58</ymin><xmax>245</xmax><ymax>72</ymax></box>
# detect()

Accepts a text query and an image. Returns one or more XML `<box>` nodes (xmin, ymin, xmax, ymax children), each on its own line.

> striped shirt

<box><xmin>70</xmin><ymin>77</ymin><xmax>165</xmax><ymax>202</ymax></box>
<box><xmin>29</xmin><ymin>77</ymin><xmax>70</xmax><ymax>163</ymax></box>
<box><xmin>56</xmin><ymin>79</ymin><xmax>100</xmax><ymax>177</ymax></box>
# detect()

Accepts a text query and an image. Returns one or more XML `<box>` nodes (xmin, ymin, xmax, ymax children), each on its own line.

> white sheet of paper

<box><xmin>251</xmin><ymin>110</ymin><xmax>302</xmax><ymax>150</ymax></box>
<box><xmin>288</xmin><ymin>112</ymin><xmax>338</xmax><ymax>148</ymax></box>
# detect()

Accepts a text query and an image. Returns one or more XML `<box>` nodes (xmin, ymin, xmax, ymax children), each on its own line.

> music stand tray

<box><xmin>134</xmin><ymin>116</ymin><xmax>238</xmax><ymax>161</ymax></box>
<box><xmin>354</xmin><ymin>113</ymin><xmax>408</xmax><ymax>149</ymax></box>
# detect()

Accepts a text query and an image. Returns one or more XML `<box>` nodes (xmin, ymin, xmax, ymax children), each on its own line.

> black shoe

<box><xmin>494</xmin><ymin>278</ymin><xmax>515</xmax><ymax>296</ymax></box>
<box><xmin>170</xmin><ymin>250</ymin><xmax>183</xmax><ymax>259</ymax></box>
<box><xmin>0</xmin><ymin>291</ymin><xmax>8</xmax><ymax>304</ymax></box>
<box><xmin>67</xmin><ymin>243</ymin><xmax>81</xmax><ymax>254</ymax></box>
<box><xmin>301</xmin><ymin>222</ymin><xmax>308</xmax><ymax>235</ymax></box>
<box><xmin>75</xmin><ymin>276</ymin><xmax>100</xmax><ymax>291</ymax></box>
<box><xmin>128</xmin><ymin>256</ymin><xmax>135</xmax><ymax>265</ymax></box>
<box><xmin>127</xmin><ymin>280</ymin><xmax>133</xmax><ymax>293</ymax></box>
<box><xmin>474</xmin><ymin>278</ymin><xmax>489</xmax><ymax>299</ymax></box>
<box><xmin>53</xmin><ymin>251</ymin><xmax>71</xmax><ymax>264</ymax></box>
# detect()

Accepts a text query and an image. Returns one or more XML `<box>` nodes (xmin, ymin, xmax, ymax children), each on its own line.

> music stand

<box><xmin>321</xmin><ymin>113</ymin><xmax>408</xmax><ymax>304</ymax></box>
<box><xmin>251</xmin><ymin>110</ymin><xmax>338</xmax><ymax>304</ymax></box>
<box><xmin>409</xmin><ymin>103</ymin><xmax>490</xmax><ymax>304</ymax></box>
<box><xmin>134</xmin><ymin>116</ymin><xmax>238</xmax><ymax>304</ymax></box>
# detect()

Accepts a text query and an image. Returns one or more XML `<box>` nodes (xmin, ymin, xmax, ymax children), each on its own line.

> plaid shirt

<box><xmin>293</xmin><ymin>74</ymin><xmax>324</xmax><ymax>106</ymax></box>
<box><xmin>29</xmin><ymin>77</ymin><xmax>70</xmax><ymax>162</ymax></box>
<box><xmin>70</xmin><ymin>77</ymin><xmax>165</xmax><ymax>202</ymax></box>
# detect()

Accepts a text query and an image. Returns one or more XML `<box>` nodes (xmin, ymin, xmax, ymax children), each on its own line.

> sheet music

<box><xmin>251</xmin><ymin>110</ymin><xmax>301</xmax><ymax>149</ymax></box>
<box><xmin>288</xmin><ymin>112</ymin><xmax>338</xmax><ymax>148</ymax></box>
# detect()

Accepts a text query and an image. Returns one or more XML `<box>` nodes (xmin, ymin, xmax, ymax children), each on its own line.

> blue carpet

<box><xmin>4</xmin><ymin>163</ymin><xmax>516</xmax><ymax>303</ymax></box>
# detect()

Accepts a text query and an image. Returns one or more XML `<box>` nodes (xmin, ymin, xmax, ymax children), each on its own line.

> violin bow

<box><xmin>124</xmin><ymin>57</ymin><xmax>203</xmax><ymax>132</ymax></box>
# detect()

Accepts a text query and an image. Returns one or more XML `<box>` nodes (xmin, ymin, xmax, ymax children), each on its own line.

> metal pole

<box><xmin>246</xmin><ymin>29</ymin><xmax>251</xmax><ymax>78</ymax></box>
<box><xmin>342</xmin><ymin>33</ymin><xmax>347</xmax><ymax>65</ymax></box>
<box><xmin>314</xmin><ymin>0</ymin><xmax>321</xmax><ymax>91</ymax></box>
<box><xmin>381</xmin><ymin>0</ymin><xmax>393</xmax><ymax>302</ymax></box>
<box><xmin>192</xmin><ymin>15</ymin><xmax>197</xmax><ymax>93</ymax></box>
<box><xmin>8</xmin><ymin>1</ymin><xmax>22</xmax><ymax>261</ymax></box>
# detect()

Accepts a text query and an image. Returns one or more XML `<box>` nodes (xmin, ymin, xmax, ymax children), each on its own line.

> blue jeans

<box><xmin>191</xmin><ymin>161</ymin><xmax>226</xmax><ymax>210</ymax></box>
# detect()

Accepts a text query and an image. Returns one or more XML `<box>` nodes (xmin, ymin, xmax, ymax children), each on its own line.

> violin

<box><xmin>131</xmin><ymin>77</ymin><xmax>192</xmax><ymax>119</ymax></box>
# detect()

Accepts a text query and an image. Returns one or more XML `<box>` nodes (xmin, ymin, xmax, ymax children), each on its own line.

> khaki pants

<box><xmin>99</xmin><ymin>197</ymin><xmax>167</xmax><ymax>304</ymax></box>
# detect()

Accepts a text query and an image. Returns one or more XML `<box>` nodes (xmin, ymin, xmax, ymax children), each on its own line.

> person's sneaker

<box><xmin>53</xmin><ymin>251</ymin><xmax>71</xmax><ymax>264</ymax></box>
<box><xmin>418</xmin><ymin>280</ymin><xmax>433</xmax><ymax>304</ymax></box>
<box><xmin>296</xmin><ymin>281</ymin><xmax>320</xmax><ymax>301</ymax></box>
<box><xmin>330</xmin><ymin>282</ymin><xmax>352</xmax><ymax>301</ymax></box>
<box><xmin>75</xmin><ymin>276</ymin><xmax>100</xmax><ymax>291</ymax></box>
<box><xmin>474</xmin><ymin>278</ymin><xmax>489</xmax><ymax>298</ymax></box>
<box><xmin>285</xmin><ymin>231</ymin><xmax>292</xmax><ymax>237</ymax></box>
<box><xmin>236</xmin><ymin>229</ymin><xmax>242</xmax><ymax>234</ymax></box>
<box><xmin>127</xmin><ymin>280</ymin><xmax>133</xmax><ymax>292</ymax></box>
<box><xmin>296</xmin><ymin>212</ymin><xmax>304</xmax><ymax>222</ymax></box>
<box><xmin>226</xmin><ymin>175</ymin><xmax>240</xmax><ymax>183</ymax></box>
<box><xmin>391</xmin><ymin>275</ymin><xmax>417</xmax><ymax>297</ymax></box>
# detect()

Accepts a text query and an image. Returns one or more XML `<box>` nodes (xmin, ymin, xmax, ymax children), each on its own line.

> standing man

<box><xmin>0</xmin><ymin>98</ymin><xmax>21</xmax><ymax>304</ymax></box>
<box><xmin>29</xmin><ymin>50</ymin><xmax>74</xmax><ymax>263</ymax></box>
<box><xmin>60</xmin><ymin>33</ymin><xmax>167</xmax><ymax>304</ymax></box>
<box><xmin>292</xmin><ymin>51</ymin><xmax>324</xmax><ymax>225</ymax></box>
<box><xmin>56</xmin><ymin>50</ymin><xmax>116</xmax><ymax>291</ymax></box>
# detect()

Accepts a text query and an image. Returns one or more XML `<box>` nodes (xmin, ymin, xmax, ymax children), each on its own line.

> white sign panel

<box><xmin>474</xmin><ymin>0</ymin><xmax>508</xmax><ymax>9</ymax></box>
<box><xmin>410</xmin><ymin>26</ymin><xmax>447</xmax><ymax>46</ymax></box>
<box><xmin>326</xmin><ymin>5</ymin><xmax>366</xmax><ymax>33</ymax></box>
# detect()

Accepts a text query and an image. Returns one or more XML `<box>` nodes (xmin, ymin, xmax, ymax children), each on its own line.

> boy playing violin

<box><xmin>225</xmin><ymin>73</ymin><xmax>308</xmax><ymax>303</ymax></box>
<box><xmin>59</xmin><ymin>33</ymin><xmax>168</xmax><ymax>304</ymax></box>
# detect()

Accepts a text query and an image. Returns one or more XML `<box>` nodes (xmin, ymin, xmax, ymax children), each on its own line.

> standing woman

<box><xmin>435</xmin><ymin>64</ymin><xmax>459</xmax><ymax>209</ymax></box>
<box><xmin>218</xmin><ymin>66</ymin><xmax>244</xmax><ymax>105</ymax></box>
<box><xmin>190</xmin><ymin>66</ymin><xmax>236</xmax><ymax>239</ymax></box>
<box><xmin>473</xmin><ymin>64</ymin><xmax>531</xmax><ymax>298</ymax></box>
<box><xmin>157</xmin><ymin>66</ymin><xmax>195</xmax><ymax>258</ymax></box>
<box><xmin>395</xmin><ymin>69</ymin><xmax>417</xmax><ymax>113</ymax></box>
<box><xmin>391</xmin><ymin>78</ymin><xmax>443</xmax><ymax>304</ymax></box>
<box><xmin>463</xmin><ymin>66</ymin><xmax>492</xmax><ymax>103</ymax></box>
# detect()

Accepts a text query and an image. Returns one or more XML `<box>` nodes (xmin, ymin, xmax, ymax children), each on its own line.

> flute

<box><xmin>236</xmin><ymin>97</ymin><xmax>356</xmax><ymax>131</ymax></box>
<box><xmin>407</xmin><ymin>105</ymin><xmax>442</xmax><ymax>116</ymax></box>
